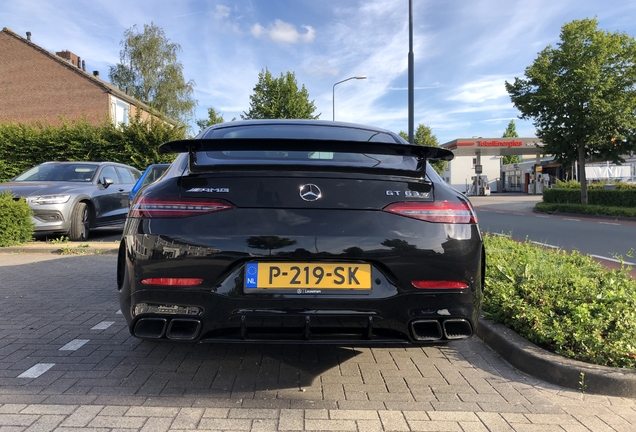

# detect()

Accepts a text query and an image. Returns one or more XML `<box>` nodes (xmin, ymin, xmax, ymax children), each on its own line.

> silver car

<box><xmin>0</xmin><ymin>161</ymin><xmax>141</xmax><ymax>240</ymax></box>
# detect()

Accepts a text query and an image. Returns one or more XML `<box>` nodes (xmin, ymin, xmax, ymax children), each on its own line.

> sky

<box><xmin>3</xmin><ymin>0</ymin><xmax>636</xmax><ymax>143</ymax></box>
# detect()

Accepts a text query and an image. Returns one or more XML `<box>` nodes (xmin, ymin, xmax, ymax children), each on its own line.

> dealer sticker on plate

<box><xmin>245</xmin><ymin>262</ymin><xmax>371</xmax><ymax>290</ymax></box>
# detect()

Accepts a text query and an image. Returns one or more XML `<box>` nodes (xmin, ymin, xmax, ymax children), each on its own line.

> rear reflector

<box><xmin>383</xmin><ymin>200</ymin><xmax>477</xmax><ymax>224</ymax></box>
<box><xmin>130</xmin><ymin>197</ymin><xmax>234</xmax><ymax>218</ymax></box>
<box><xmin>141</xmin><ymin>278</ymin><xmax>204</xmax><ymax>286</ymax></box>
<box><xmin>412</xmin><ymin>280</ymin><xmax>469</xmax><ymax>289</ymax></box>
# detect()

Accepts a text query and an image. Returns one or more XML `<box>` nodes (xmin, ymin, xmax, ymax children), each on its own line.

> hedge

<box><xmin>0</xmin><ymin>114</ymin><xmax>186</xmax><ymax>181</ymax></box>
<box><xmin>536</xmin><ymin>202</ymin><xmax>636</xmax><ymax>218</ymax></box>
<box><xmin>543</xmin><ymin>180</ymin><xmax>636</xmax><ymax>207</ymax></box>
<box><xmin>0</xmin><ymin>191</ymin><xmax>34</xmax><ymax>246</ymax></box>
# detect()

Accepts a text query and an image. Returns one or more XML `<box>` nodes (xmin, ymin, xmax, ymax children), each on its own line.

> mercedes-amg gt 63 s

<box><xmin>118</xmin><ymin>120</ymin><xmax>485</xmax><ymax>344</ymax></box>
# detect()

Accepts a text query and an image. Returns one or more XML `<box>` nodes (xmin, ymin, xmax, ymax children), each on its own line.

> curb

<box><xmin>0</xmin><ymin>243</ymin><xmax>119</xmax><ymax>255</ymax></box>
<box><xmin>477</xmin><ymin>318</ymin><xmax>636</xmax><ymax>398</ymax></box>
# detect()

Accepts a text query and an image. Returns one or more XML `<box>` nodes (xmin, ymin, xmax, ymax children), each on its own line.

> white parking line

<box><xmin>530</xmin><ymin>241</ymin><xmax>560</xmax><ymax>249</ymax></box>
<box><xmin>492</xmin><ymin>233</ymin><xmax>511</xmax><ymax>237</ymax></box>
<box><xmin>18</xmin><ymin>363</ymin><xmax>55</xmax><ymax>378</ymax></box>
<box><xmin>535</xmin><ymin>215</ymin><xmax>550</xmax><ymax>218</ymax></box>
<box><xmin>599</xmin><ymin>222</ymin><xmax>620</xmax><ymax>226</ymax></box>
<box><xmin>116</xmin><ymin>309</ymin><xmax>122</xmax><ymax>315</ymax></box>
<box><xmin>59</xmin><ymin>339</ymin><xmax>89</xmax><ymax>351</ymax></box>
<box><xmin>589</xmin><ymin>254</ymin><xmax>636</xmax><ymax>266</ymax></box>
<box><xmin>564</xmin><ymin>218</ymin><xmax>580</xmax><ymax>222</ymax></box>
<box><xmin>91</xmin><ymin>321</ymin><xmax>114</xmax><ymax>330</ymax></box>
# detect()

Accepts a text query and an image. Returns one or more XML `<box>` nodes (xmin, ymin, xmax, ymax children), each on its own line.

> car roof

<box><xmin>40</xmin><ymin>161</ymin><xmax>139</xmax><ymax>169</ymax></box>
<box><xmin>200</xmin><ymin>119</ymin><xmax>402</xmax><ymax>139</ymax></box>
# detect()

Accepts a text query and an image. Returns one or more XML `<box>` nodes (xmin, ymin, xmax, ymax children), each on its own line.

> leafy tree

<box><xmin>109</xmin><ymin>22</ymin><xmax>197</xmax><ymax>125</ymax></box>
<box><xmin>505</xmin><ymin>18</ymin><xmax>636</xmax><ymax>204</ymax></box>
<box><xmin>399</xmin><ymin>124</ymin><xmax>447</xmax><ymax>175</ymax></box>
<box><xmin>242</xmin><ymin>69</ymin><xmax>320</xmax><ymax>119</ymax></box>
<box><xmin>246</xmin><ymin>236</ymin><xmax>297</xmax><ymax>255</ymax></box>
<box><xmin>196</xmin><ymin>107</ymin><xmax>225</xmax><ymax>133</ymax></box>
<box><xmin>501</xmin><ymin>120</ymin><xmax>521</xmax><ymax>165</ymax></box>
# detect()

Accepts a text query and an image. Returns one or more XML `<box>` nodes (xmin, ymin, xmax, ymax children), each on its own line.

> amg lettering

<box><xmin>186</xmin><ymin>188</ymin><xmax>230</xmax><ymax>193</ymax></box>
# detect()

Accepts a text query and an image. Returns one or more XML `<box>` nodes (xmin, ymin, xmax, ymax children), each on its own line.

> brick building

<box><xmin>0</xmin><ymin>27</ymin><xmax>169</xmax><ymax>126</ymax></box>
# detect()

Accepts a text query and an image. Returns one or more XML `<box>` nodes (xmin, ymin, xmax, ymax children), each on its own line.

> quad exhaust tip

<box><xmin>133</xmin><ymin>318</ymin><xmax>201</xmax><ymax>340</ymax></box>
<box><xmin>410</xmin><ymin>318</ymin><xmax>473</xmax><ymax>341</ymax></box>
<box><xmin>442</xmin><ymin>319</ymin><xmax>473</xmax><ymax>339</ymax></box>
<box><xmin>134</xmin><ymin>318</ymin><xmax>167</xmax><ymax>339</ymax></box>
<box><xmin>410</xmin><ymin>320</ymin><xmax>443</xmax><ymax>341</ymax></box>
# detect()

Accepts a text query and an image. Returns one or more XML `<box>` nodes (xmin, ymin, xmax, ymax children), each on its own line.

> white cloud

<box><xmin>250</xmin><ymin>19</ymin><xmax>315</xmax><ymax>44</ymax></box>
<box><xmin>214</xmin><ymin>5</ymin><xmax>230</xmax><ymax>20</ymax></box>
<box><xmin>447</xmin><ymin>77</ymin><xmax>511</xmax><ymax>103</ymax></box>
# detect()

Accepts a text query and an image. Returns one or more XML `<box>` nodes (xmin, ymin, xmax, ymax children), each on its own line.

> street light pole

<box><xmin>408</xmin><ymin>0</ymin><xmax>414</xmax><ymax>144</ymax></box>
<box><xmin>332</xmin><ymin>75</ymin><xmax>367</xmax><ymax>121</ymax></box>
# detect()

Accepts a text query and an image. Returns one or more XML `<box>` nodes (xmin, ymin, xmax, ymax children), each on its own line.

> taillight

<box><xmin>130</xmin><ymin>196</ymin><xmax>234</xmax><ymax>218</ymax></box>
<box><xmin>412</xmin><ymin>280</ymin><xmax>469</xmax><ymax>289</ymax></box>
<box><xmin>383</xmin><ymin>201</ymin><xmax>477</xmax><ymax>224</ymax></box>
<box><xmin>141</xmin><ymin>278</ymin><xmax>204</xmax><ymax>286</ymax></box>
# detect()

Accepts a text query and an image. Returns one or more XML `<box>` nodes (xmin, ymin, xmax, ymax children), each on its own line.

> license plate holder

<box><xmin>244</xmin><ymin>262</ymin><xmax>372</xmax><ymax>291</ymax></box>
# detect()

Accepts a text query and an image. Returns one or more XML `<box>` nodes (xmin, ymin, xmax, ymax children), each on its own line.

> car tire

<box><xmin>68</xmin><ymin>202</ymin><xmax>90</xmax><ymax>241</ymax></box>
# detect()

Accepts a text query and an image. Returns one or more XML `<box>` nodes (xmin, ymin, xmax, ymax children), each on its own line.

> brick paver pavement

<box><xmin>0</xmin><ymin>253</ymin><xmax>634</xmax><ymax>431</ymax></box>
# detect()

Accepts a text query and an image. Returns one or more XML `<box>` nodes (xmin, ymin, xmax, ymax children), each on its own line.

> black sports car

<box><xmin>118</xmin><ymin>120</ymin><xmax>484</xmax><ymax>344</ymax></box>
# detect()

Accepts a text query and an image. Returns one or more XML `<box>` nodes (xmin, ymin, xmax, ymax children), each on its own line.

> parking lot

<box><xmin>1</xmin><ymin>253</ymin><xmax>635</xmax><ymax>431</ymax></box>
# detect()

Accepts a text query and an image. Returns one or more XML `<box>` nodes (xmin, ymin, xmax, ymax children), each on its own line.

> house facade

<box><xmin>0</xmin><ymin>27</ymin><xmax>166</xmax><ymax>127</ymax></box>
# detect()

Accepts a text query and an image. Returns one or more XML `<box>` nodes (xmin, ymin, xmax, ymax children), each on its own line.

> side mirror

<box><xmin>101</xmin><ymin>177</ymin><xmax>114</xmax><ymax>188</ymax></box>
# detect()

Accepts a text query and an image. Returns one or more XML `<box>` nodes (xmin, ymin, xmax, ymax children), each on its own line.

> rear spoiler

<box><xmin>158</xmin><ymin>138</ymin><xmax>454</xmax><ymax>178</ymax></box>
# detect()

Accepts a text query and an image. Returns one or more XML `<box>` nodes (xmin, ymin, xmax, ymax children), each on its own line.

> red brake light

<box><xmin>383</xmin><ymin>201</ymin><xmax>477</xmax><ymax>224</ymax></box>
<box><xmin>141</xmin><ymin>278</ymin><xmax>204</xmax><ymax>286</ymax></box>
<box><xmin>411</xmin><ymin>280</ymin><xmax>469</xmax><ymax>289</ymax></box>
<box><xmin>130</xmin><ymin>197</ymin><xmax>234</xmax><ymax>218</ymax></box>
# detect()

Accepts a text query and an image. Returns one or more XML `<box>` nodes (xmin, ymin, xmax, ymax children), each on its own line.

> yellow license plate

<box><xmin>245</xmin><ymin>262</ymin><xmax>372</xmax><ymax>290</ymax></box>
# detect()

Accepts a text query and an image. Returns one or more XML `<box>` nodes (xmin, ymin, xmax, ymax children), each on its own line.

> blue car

<box><xmin>129</xmin><ymin>164</ymin><xmax>170</xmax><ymax>203</ymax></box>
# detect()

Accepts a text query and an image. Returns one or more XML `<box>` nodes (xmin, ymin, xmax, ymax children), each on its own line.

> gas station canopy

<box><xmin>441</xmin><ymin>138</ymin><xmax>544</xmax><ymax>157</ymax></box>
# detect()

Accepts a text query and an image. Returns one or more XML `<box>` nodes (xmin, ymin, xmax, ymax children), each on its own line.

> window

<box><xmin>116</xmin><ymin>167</ymin><xmax>135</xmax><ymax>184</ymax></box>
<box><xmin>110</xmin><ymin>96</ymin><xmax>130</xmax><ymax>127</ymax></box>
<box><xmin>100</xmin><ymin>166</ymin><xmax>119</xmax><ymax>184</ymax></box>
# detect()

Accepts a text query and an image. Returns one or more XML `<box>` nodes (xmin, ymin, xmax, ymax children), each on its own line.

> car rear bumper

<box><xmin>120</xmin><ymin>288</ymin><xmax>481</xmax><ymax>344</ymax></box>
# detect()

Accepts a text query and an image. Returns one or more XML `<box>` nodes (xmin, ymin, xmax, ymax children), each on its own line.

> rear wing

<box><xmin>158</xmin><ymin>138</ymin><xmax>454</xmax><ymax>178</ymax></box>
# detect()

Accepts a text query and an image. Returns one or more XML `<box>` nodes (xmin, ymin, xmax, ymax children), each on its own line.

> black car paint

<box><xmin>118</xmin><ymin>121</ymin><xmax>484</xmax><ymax>344</ymax></box>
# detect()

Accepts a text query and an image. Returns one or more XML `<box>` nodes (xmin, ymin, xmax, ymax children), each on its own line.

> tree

<box><xmin>196</xmin><ymin>107</ymin><xmax>224</xmax><ymax>132</ymax></box>
<box><xmin>501</xmin><ymin>120</ymin><xmax>521</xmax><ymax>165</ymax></box>
<box><xmin>109</xmin><ymin>22</ymin><xmax>197</xmax><ymax>125</ymax></box>
<box><xmin>242</xmin><ymin>69</ymin><xmax>320</xmax><ymax>119</ymax></box>
<box><xmin>505</xmin><ymin>18</ymin><xmax>636</xmax><ymax>204</ymax></box>
<box><xmin>399</xmin><ymin>124</ymin><xmax>447</xmax><ymax>175</ymax></box>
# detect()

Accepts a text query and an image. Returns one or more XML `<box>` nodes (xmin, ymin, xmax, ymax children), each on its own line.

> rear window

<box><xmin>203</xmin><ymin>124</ymin><xmax>399</xmax><ymax>143</ymax></box>
<box><xmin>15</xmin><ymin>164</ymin><xmax>98</xmax><ymax>182</ymax></box>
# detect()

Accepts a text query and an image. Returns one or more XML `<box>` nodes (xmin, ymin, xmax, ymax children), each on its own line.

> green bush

<box><xmin>0</xmin><ymin>191</ymin><xmax>34</xmax><ymax>246</ymax></box>
<box><xmin>535</xmin><ymin>202</ymin><xmax>636</xmax><ymax>218</ymax></box>
<box><xmin>483</xmin><ymin>234</ymin><xmax>636</xmax><ymax>368</ymax></box>
<box><xmin>544</xmin><ymin>181</ymin><xmax>636</xmax><ymax>207</ymax></box>
<box><xmin>0</xmin><ymin>114</ymin><xmax>185</xmax><ymax>181</ymax></box>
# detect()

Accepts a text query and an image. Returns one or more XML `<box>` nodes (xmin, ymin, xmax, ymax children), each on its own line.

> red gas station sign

<box><xmin>477</xmin><ymin>140</ymin><xmax>523</xmax><ymax>147</ymax></box>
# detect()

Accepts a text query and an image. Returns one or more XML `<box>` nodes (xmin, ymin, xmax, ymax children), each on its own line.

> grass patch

<box><xmin>483</xmin><ymin>233</ymin><xmax>636</xmax><ymax>368</ymax></box>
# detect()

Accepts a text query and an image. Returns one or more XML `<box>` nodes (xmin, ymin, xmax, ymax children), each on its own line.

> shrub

<box><xmin>483</xmin><ymin>234</ymin><xmax>636</xmax><ymax>368</ymax></box>
<box><xmin>535</xmin><ymin>202</ymin><xmax>636</xmax><ymax>218</ymax></box>
<box><xmin>0</xmin><ymin>191</ymin><xmax>34</xmax><ymax>246</ymax></box>
<box><xmin>0</xmin><ymin>114</ymin><xmax>184</xmax><ymax>181</ymax></box>
<box><xmin>544</xmin><ymin>181</ymin><xmax>636</xmax><ymax>207</ymax></box>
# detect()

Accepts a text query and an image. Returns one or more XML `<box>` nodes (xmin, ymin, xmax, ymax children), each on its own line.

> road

<box><xmin>470</xmin><ymin>194</ymin><xmax>636</xmax><ymax>265</ymax></box>
<box><xmin>0</xmin><ymin>253</ymin><xmax>635</xmax><ymax>431</ymax></box>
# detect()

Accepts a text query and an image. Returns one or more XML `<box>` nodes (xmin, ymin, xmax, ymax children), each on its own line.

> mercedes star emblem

<box><xmin>299</xmin><ymin>184</ymin><xmax>322</xmax><ymax>201</ymax></box>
